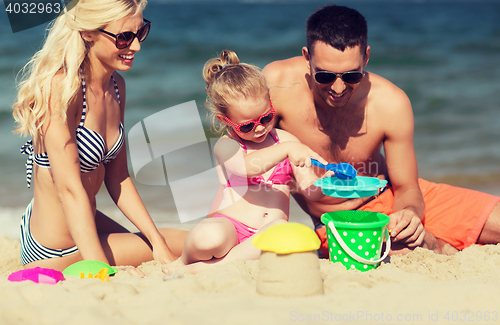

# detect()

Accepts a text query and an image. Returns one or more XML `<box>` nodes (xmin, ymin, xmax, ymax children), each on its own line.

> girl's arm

<box><xmin>214</xmin><ymin>130</ymin><xmax>328</xmax><ymax>178</ymax></box>
<box><xmin>103</xmin><ymin>73</ymin><xmax>175</xmax><ymax>263</ymax></box>
<box><xmin>43</xmin><ymin>75</ymin><xmax>108</xmax><ymax>263</ymax></box>
<box><xmin>276</xmin><ymin>130</ymin><xmax>329</xmax><ymax>202</ymax></box>
<box><xmin>291</xmin><ymin>164</ymin><xmax>330</xmax><ymax>202</ymax></box>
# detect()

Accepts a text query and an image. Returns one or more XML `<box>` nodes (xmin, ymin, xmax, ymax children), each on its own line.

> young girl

<box><xmin>164</xmin><ymin>50</ymin><xmax>329</xmax><ymax>275</ymax></box>
<box><xmin>12</xmin><ymin>0</ymin><xmax>187</xmax><ymax>271</ymax></box>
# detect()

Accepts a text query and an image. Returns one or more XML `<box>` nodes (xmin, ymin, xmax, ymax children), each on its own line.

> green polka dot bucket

<box><xmin>321</xmin><ymin>211</ymin><xmax>391</xmax><ymax>272</ymax></box>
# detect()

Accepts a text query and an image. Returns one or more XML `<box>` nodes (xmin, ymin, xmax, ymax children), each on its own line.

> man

<box><xmin>263</xmin><ymin>4</ymin><xmax>500</xmax><ymax>257</ymax></box>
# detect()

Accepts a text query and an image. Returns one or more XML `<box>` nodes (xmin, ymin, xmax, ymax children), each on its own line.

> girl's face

<box><xmin>220</xmin><ymin>94</ymin><xmax>274</xmax><ymax>143</ymax></box>
<box><xmin>84</xmin><ymin>11</ymin><xmax>145</xmax><ymax>73</ymax></box>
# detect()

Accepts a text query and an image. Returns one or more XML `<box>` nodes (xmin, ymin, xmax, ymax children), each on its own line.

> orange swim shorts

<box><xmin>316</xmin><ymin>178</ymin><xmax>500</xmax><ymax>258</ymax></box>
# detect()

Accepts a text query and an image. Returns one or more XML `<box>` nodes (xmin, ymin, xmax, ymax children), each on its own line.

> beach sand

<box><xmin>1</xmin><ymin>234</ymin><xmax>500</xmax><ymax>325</ymax></box>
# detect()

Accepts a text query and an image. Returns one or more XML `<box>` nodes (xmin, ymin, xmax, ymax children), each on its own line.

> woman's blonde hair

<box><xmin>12</xmin><ymin>0</ymin><xmax>147</xmax><ymax>138</ymax></box>
<box><xmin>203</xmin><ymin>50</ymin><xmax>269</xmax><ymax>135</ymax></box>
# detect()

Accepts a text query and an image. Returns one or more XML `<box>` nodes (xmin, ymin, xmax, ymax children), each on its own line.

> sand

<box><xmin>1</xmin><ymin>236</ymin><xmax>500</xmax><ymax>325</ymax></box>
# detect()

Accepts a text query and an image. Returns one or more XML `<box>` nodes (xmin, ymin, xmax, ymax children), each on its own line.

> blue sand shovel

<box><xmin>311</xmin><ymin>159</ymin><xmax>357</xmax><ymax>180</ymax></box>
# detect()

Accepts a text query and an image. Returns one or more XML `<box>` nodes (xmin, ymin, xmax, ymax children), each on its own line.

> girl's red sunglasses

<box><xmin>224</xmin><ymin>105</ymin><xmax>275</xmax><ymax>134</ymax></box>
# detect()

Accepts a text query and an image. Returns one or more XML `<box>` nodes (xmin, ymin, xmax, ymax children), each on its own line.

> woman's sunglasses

<box><xmin>224</xmin><ymin>106</ymin><xmax>275</xmax><ymax>134</ymax></box>
<box><xmin>98</xmin><ymin>19</ymin><xmax>151</xmax><ymax>49</ymax></box>
<box><xmin>313</xmin><ymin>70</ymin><xmax>365</xmax><ymax>84</ymax></box>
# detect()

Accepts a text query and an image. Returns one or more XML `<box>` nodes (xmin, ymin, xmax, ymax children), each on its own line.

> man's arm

<box><xmin>381</xmin><ymin>84</ymin><xmax>426</xmax><ymax>247</ymax></box>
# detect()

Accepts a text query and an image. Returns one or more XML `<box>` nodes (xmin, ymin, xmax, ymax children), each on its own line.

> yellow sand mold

<box><xmin>252</xmin><ymin>222</ymin><xmax>320</xmax><ymax>254</ymax></box>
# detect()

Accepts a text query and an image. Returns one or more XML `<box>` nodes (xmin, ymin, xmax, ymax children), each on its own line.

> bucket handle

<box><xmin>327</xmin><ymin>221</ymin><xmax>391</xmax><ymax>265</ymax></box>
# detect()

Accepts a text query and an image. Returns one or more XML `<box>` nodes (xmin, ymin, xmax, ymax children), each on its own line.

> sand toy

<box><xmin>252</xmin><ymin>222</ymin><xmax>323</xmax><ymax>297</ymax></box>
<box><xmin>79</xmin><ymin>267</ymin><xmax>112</xmax><ymax>282</ymax></box>
<box><xmin>8</xmin><ymin>267</ymin><xmax>65</xmax><ymax>284</ymax></box>
<box><xmin>311</xmin><ymin>159</ymin><xmax>357</xmax><ymax>179</ymax></box>
<box><xmin>314</xmin><ymin>175</ymin><xmax>387</xmax><ymax>198</ymax></box>
<box><xmin>63</xmin><ymin>260</ymin><xmax>117</xmax><ymax>280</ymax></box>
<box><xmin>321</xmin><ymin>211</ymin><xmax>391</xmax><ymax>271</ymax></box>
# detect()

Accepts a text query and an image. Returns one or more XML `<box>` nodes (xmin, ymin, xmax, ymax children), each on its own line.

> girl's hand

<box><xmin>321</xmin><ymin>170</ymin><xmax>336</xmax><ymax>178</ymax></box>
<box><xmin>286</xmin><ymin>143</ymin><xmax>328</xmax><ymax>168</ymax></box>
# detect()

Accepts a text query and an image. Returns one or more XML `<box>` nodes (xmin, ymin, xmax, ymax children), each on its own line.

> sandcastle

<box><xmin>252</xmin><ymin>222</ymin><xmax>323</xmax><ymax>297</ymax></box>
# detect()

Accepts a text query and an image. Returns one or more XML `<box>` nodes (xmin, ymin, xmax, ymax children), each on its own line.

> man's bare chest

<box><xmin>278</xmin><ymin>107</ymin><xmax>385</xmax><ymax>176</ymax></box>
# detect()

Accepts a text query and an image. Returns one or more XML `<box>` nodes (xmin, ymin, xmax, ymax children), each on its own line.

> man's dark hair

<box><xmin>306</xmin><ymin>4</ymin><xmax>368</xmax><ymax>56</ymax></box>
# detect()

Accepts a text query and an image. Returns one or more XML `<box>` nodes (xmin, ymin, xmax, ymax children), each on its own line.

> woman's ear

<box><xmin>80</xmin><ymin>31</ymin><xmax>94</xmax><ymax>44</ymax></box>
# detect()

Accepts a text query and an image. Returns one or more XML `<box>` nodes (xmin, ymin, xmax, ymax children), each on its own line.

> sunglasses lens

<box><xmin>314</xmin><ymin>71</ymin><xmax>364</xmax><ymax>84</ymax></box>
<box><xmin>314</xmin><ymin>72</ymin><xmax>336</xmax><ymax>84</ymax></box>
<box><xmin>137</xmin><ymin>23</ymin><xmax>151</xmax><ymax>42</ymax></box>
<box><xmin>115</xmin><ymin>22</ymin><xmax>150</xmax><ymax>49</ymax></box>
<box><xmin>116</xmin><ymin>32</ymin><xmax>134</xmax><ymax>49</ymax></box>
<box><xmin>239</xmin><ymin>122</ymin><xmax>255</xmax><ymax>134</ymax></box>
<box><xmin>342</xmin><ymin>72</ymin><xmax>364</xmax><ymax>84</ymax></box>
<box><xmin>260</xmin><ymin>112</ymin><xmax>274</xmax><ymax>125</ymax></box>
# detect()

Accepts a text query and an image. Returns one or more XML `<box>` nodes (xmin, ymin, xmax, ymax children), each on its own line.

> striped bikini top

<box><xmin>224</xmin><ymin>130</ymin><xmax>292</xmax><ymax>188</ymax></box>
<box><xmin>21</xmin><ymin>75</ymin><xmax>125</xmax><ymax>188</ymax></box>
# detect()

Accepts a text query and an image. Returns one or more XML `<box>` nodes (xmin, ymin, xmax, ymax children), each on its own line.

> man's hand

<box><xmin>388</xmin><ymin>207</ymin><xmax>425</xmax><ymax>247</ymax></box>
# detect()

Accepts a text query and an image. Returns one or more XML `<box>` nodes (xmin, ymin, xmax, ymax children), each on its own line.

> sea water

<box><xmin>1</xmin><ymin>0</ymin><xmax>499</xmax><ymax>238</ymax></box>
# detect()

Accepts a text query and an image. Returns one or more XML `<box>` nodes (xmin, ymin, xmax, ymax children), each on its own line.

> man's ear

<box><xmin>302</xmin><ymin>46</ymin><xmax>311</xmax><ymax>70</ymax></box>
<box><xmin>364</xmin><ymin>45</ymin><xmax>371</xmax><ymax>68</ymax></box>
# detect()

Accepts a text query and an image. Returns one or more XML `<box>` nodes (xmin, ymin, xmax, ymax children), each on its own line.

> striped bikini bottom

<box><xmin>20</xmin><ymin>199</ymin><xmax>79</xmax><ymax>265</ymax></box>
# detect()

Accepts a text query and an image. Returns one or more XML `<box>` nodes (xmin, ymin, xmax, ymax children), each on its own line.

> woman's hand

<box><xmin>117</xmin><ymin>266</ymin><xmax>146</xmax><ymax>277</ymax></box>
<box><xmin>151</xmin><ymin>233</ymin><xmax>177</xmax><ymax>264</ymax></box>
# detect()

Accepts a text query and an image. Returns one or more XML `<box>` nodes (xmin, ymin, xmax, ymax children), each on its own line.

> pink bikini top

<box><xmin>225</xmin><ymin>131</ymin><xmax>293</xmax><ymax>188</ymax></box>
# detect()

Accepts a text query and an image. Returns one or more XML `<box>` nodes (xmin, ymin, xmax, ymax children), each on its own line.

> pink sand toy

<box><xmin>8</xmin><ymin>267</ymin><xmax>65</xmax><ymax>284</ymax></box>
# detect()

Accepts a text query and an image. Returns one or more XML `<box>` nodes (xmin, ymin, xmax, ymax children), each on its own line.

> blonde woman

<box><xmin>12</xmin><ymin>0</ymin><xmax>187</xmax><ymax>271</ymax></box>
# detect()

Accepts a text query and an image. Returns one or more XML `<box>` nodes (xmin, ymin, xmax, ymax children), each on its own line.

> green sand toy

<box><xmin>62</xmin><ymin>260</ymin><xmax>118</xmax><ymax>277</ymax></box>
<box><xmin>321</xmin><ymin>211</ymin><xmax>391</xmax><ymax>271</ymax></box>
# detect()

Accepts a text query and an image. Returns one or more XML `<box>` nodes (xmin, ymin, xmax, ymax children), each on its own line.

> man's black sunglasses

<box><xmin>98</xmin><ymin>19</ymin><xmax>151</xmax><ymax>49</ymax></box>
<box><xmin>313</xmin><ymin>70</ymin><xmax>365</xmax><ymax>84</ymax></box>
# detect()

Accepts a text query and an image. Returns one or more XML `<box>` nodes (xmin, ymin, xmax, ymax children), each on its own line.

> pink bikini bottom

<box><xmin>212</xmin><ymin>214</ymin><xmax>258</xmax><ymax>244</ymax></box>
